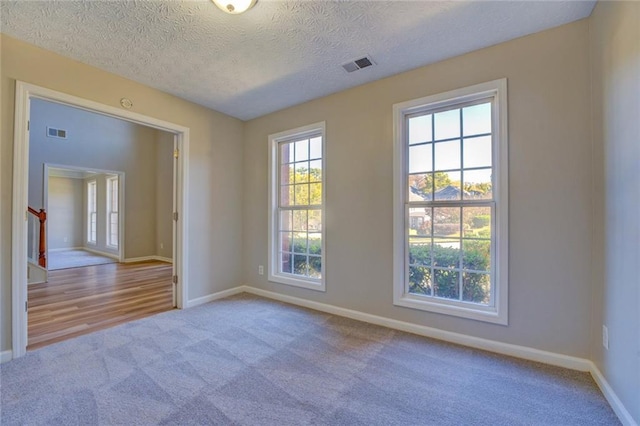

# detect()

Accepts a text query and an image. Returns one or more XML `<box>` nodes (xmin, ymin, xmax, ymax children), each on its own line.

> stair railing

<box><xmin>27</xmin><ymin>207</ymin><xmax>47</xmax><ymax>268</ymax></box>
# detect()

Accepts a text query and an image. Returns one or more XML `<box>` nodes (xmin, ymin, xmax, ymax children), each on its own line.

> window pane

<box><xmin>409</xmin><ymin>265</ymin><xmax>432</xmax><ymax>295</ymax></box>
<box><xmin>281</xmin><ymin>164</ymin><xmax>293</xmax><ymax>185</ymax></box>
<box><xmin>280</xmin><ymin>142</ymin><xmax>293</xmax><ymax>164</ymax></box>
<box><xmin>434</xmin><ymin>269</ymin><xmax>459</xmax><ymax>300</ymax></box>
<box><xmin>280</xmin><ymin>252</ymin><xmax>292</xmax><ymax>273</ymax></box>
<box><xmin>433</xmin><ymin>240</ymin><xmax>460</xmax><ymax>268</ymax></box>
<box><xmin>308</xmin><ymin>209</ymin><xmax>322</xmax><ymax>231</ymax></box>
<box><xmin>409</xmin><ymin>115</ymin><xmax>432</xmax><ymax>144</ymax></box>
<box><xmin>280</xmin><ymin>210</ymin><xmax>292</xmax><ymax>231</ymax></box>
<box><xmin>434</xmin><ymin>109</ymin><xmax>460</xmax><ymax>140</ymax></box>
<box><xmin>293</xmin><ymin>210</ymin><xmax>307</xmax><ymax>231</ymax></box>
<box><xmin>409</xmin><ymin>144</ymin><xmax>432</xmax><ymax>173</ymax></box>
<box><xmin>409</xmin><ymin>240</ymin><xmax>431</xmax><ymax>266</ymax></box>
<box><xmin>463</xmin><ymin>272</ymin><xmax>490</xmax><ymax>304</ymax></box>
<box><xmin>308</xmin><ymin>233</ymin><xmax>322</xmax><ymax>255</ymax></box>
<box><xmin>294</xmin><ymin>184</ymin><xmax>309</xmax><ymax>205</ymax></box>
<box><xmin>293</xmin><ymin>233</ymin><xmax>307</xmax><ymax>253</ymax></box>
<box><xmin>463</xmin><ymin>168</ymin><xmax>492</xmax><ymax>199</ymax></box>
<box><xmin>463</xmin><ymin>102</ymin><xmax>491</xmax><ymax>136</ymax></box>
<box><xmin>308</xmin><ymin>255</ymin><xmax>322</xmax><ymax>278</ymax></box>
<box><xmin>309</xmin><ymin>183</ymin><xmax>322</xmax><ymax>205</ymax></box>
<box><xmin>433</xmin><ymin>207</ymin><xmax>460</xmax><ymax>237</ymax></box>
<box><xmin>280</xmin><ymin>232</ymin><xmax>292</xmax><ymax>252</ymax></box>
<box><xmin>309</xmin><ymin>160</ymin><xmax>322</xmax><ymax>182</ymax></box>
<box><xmin>293</xmin><ymin>254</ymin><xmax>308</xmax><ymax>276</ymax></box>
<box><xmin>280</xmin><ymin>185</ymin><xmax>294</xmax><ymax>206</ymax></box>
<box><xmin>463</xmin><ymin>136</ymin><xmax>492</xmax><ymax>169</ymax></box>
<box><xmin>409</xmin><ymin>208</ymin><xmax>431</xmax><ymax>236</ymax></box>
<box><xmin>295</xmin><ymin>162</ymin><xmax>309</xmax><ymax>183</ymax></box>
<box><xmin>434</xmin><ymin>140</ymin><xmax>460</xmax><ymax>171</ymax></box>
<box><xmin>408</xmin><ymin>173</ymin><xmax>431</xmax><ymax>200</ymax></box>
<box><xmin>463</xmin><ymin>239</ymin><xmax>491</xmax><ymax>272</ymax></box>
<box><xmin>463</xmin><ymin>207</ymin><xmax>492</xmax><ymax>239</ymax></box>
<box><xmin>434</xmin><ymin>171</ymin><xmax>461</xmax><ymax>201</ymax></box>
<box><xmin>309</xmin><ymin>137</ymin><xmax>322</xmax><ymax>160</ymax></box>
<box><xmin>294</xmin><ymin>140</ymin><xmax>309</xmax><ymax>162</ymax></box>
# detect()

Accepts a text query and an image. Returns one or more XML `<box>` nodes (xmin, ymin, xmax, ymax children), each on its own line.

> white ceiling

<box><xmin>0</xmin><ymin>1</ymin><xmax>595</xmax><ymax>121</ymax></box>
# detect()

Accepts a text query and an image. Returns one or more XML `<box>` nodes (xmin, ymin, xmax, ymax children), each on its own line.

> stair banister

<box><xmin>27</xmin><ymin>207</ymin><xmax>47</xmax><ymax>268</ymax></box>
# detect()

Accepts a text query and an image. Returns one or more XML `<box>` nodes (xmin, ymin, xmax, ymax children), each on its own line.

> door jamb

<box><xmin>12</xmin><ymin>81</ymin><xmax>190</xmax><ymax>358</ymax></box>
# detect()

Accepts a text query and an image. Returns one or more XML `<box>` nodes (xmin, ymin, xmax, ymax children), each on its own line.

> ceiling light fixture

<box><xmin>211</xmin><ymin>0</ymin><xmax>257</xmax><ymax>14</ymax></box>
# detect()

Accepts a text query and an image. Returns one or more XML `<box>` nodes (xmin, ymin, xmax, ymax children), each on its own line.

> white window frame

<box><xmin>268</xmin><ymin>121</ymin><xmax>326</xmax><ymax>292</ymax></box>
<box><xmin>87</xmin><ymin>179</ymin><xmax>97</xmax><ymax>245</ymax></box>
<box><xmin>392</xmin><ymin>79</ymin><xmax>508</xmax><ymax>325</ymax></box>
<box><xmin>106</xmin><ymin>175</ymin><xmax>119</xmax><ymax>249</ymax></box>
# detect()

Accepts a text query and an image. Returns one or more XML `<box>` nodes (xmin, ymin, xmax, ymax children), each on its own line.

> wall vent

<box><xmin>47</xmin><ymin>127</ymin><xmax>67</xmax><ymax>139</ymax></box>
<box><xmin>342</xmin><ymin>55</ymin><xmax>375</xmax><ymax>73</ymax></box>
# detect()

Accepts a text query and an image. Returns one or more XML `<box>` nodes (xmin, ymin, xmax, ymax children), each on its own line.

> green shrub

<box><xmin>471</xmin><ymin>214</ymin><xmax>491</xmax><ymax>228</ymax></box>
<box><xmin>408</xmin><ymin>242</ymin><xmax>490</xmax><ymax>303</ymax></box>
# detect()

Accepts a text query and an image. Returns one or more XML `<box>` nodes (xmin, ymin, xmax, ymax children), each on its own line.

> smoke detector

<box><xmin>342</xmin><ymin>56</ymin><xmax>375</xmax><ymax>73</ymax></box>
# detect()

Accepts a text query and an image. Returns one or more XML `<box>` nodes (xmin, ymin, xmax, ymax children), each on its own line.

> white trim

<box><xmin>186</xmin><ymin>286</ymin><xmax>245</xmax><ymax>308</ymax></box>
<box><xmin>268</xmin><ymin>121</ymin><xmax>326</xmax><ymax>292</ymax></box>
<box><xmin>12</xmin><ymin>81</ymin><xmax>190</xmax><ymax>358</ymax></box>
<box><xmin>1</xmin><ymin>350</ymin><xmax>13</xmax><ymax>364</ymax></box>
<box><xmin>48</xmin><ymin>247</ymin><xmax>84</xmax><ymax>252</ymax></box>
<box><xmin>124</xmin><ymin>255</ymin><xmax>172</xmax><ymax>264</ymax></box>
<box><xmin>590</xmin><ymin>362</ymin><xmax>638</xmax><ymax>426</ymax></box>
<box><xmin>241</xmin><ymin>286</ymin><xmax>590</xmax><ymax>371</ymax></box>
<box><xmin>83</xmin><ymin>246</ymin><xmax>120</xmax><ymax>260</ymax></box>
<box><xmin>392</xmin><ymin>78</ymin><xmax>509</xmax><ymax>325</ymax></box>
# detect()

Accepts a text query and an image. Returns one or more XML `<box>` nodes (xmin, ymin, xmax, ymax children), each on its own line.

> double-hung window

<box><xmin>269</xmin><ymin>122</ymin><xmax>325</xmax><ymax>291</ymax></box>
<box><xmin>87</xmin><ymin>179</ymin><xmax>97</xmax><ymax>244</ymax></box>
<box><xmin>106</xmin><ymin>175</ymin><xmax>119</xmax><ymax>248</ymax></box>
<box><xmin>393</xmin><ymin>79</ymin><xmax>508</xmax><ymax>324</ymax></box>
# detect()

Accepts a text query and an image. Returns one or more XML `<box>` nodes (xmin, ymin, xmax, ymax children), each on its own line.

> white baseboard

<box><xmin>590</xmin><ymin>362</ymin><xmax>638</xmax><ymax>426</ymax></box>
<box><xmin>186</xmin><ymin>286</ymin><xmax>245</xmax><ymax>308</ymax></box>
<box><xmin>1</xmin><ymin>350</ymin><xmax>13</xmax><ymax>364</ymax></box>
<box><xmin>240</xmin><ymin>286</ymin><xmax>591</xmax><ymax>371</ymax></box>
<box><xmin>49</xmin><ymin>246</ymin><xmax>83</xmax><ymax>252</ymax></box>
<box><xmin>124</xmin><ymin>255</ymin><xmax>173</xmax><ymax>264</ymax></box>
<box><xmin>83</xmin><ymin>247</ymin><xmax>120</xmax><ymax>260</ymax></box>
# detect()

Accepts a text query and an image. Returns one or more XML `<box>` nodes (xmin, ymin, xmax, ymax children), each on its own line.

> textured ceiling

<box><xmin>0</xmin><ymin>1</ymin><xmax>595</xmax><ymax>120</ymax></box>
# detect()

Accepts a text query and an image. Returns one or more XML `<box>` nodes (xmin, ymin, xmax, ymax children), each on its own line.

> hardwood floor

<box><xmin>28</xmin><ymin>261</ymin><xmax>174</xmax><ymax>350</ymax></box>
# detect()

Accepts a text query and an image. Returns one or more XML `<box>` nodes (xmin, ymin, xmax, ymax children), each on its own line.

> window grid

<box><xmin>87</xmin><ymin>180</ymin><xmax>97</xmax><ymax>244</ymax></box>
<box><xmin>107</xmin><ymin>176</ymin><xmax>119</xmax><ymax>248</ymax></box>
<box><xmin>406</xmin><ymin>99</ymin><xmax>495</xmax><ymax>306</ymax></box>
<box><xmin>277</xmin><ymin>135</ymin><xmax>323</xmax><ymax>281</ymax></box>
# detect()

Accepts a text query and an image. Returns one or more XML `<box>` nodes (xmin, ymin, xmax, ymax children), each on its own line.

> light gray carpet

<box><xmin>48</xmin><ymin>249</ymin><xmax>117</xmax><ymax>271</ymax></box>
<box><xmin>0</xmin><ymin>294</ymin><xmax>618</xmax><ymax>425</ymax></box>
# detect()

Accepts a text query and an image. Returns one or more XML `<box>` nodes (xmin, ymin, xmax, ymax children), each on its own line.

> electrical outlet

<box><xmin>258</xmin><ymin>265</ymin><xmax>264</xmax><ymax>275</ymax></box>
<box><xmin>160</xmin><ymin>243</ymin><xmax>164</xmax><ymax>249</ymax></box>
<box><xmin>602</xmin><ymin>325</ymin><xmax>609</xmax><ymax>350</ymax></box>
<box><xmin>63</xmin><ymin>237</ymin><xmax>68</xmax><ymax>242</ymax></box>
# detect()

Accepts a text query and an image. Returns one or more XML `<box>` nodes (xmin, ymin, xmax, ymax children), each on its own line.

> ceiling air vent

<box><xmin>342</xmin><ymin>55</ymin><xmax>375</xmax><ymax>73</ymax></box>
<box><xmin>47</xmin><ymin>127</ymin><xmax>67</xmax><ymax>139</ymax></box>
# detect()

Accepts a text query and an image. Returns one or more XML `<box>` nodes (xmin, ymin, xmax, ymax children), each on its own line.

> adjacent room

<box><xmin>0</xmin><ymin>1</ymin><xmax>637</xmax><ymax>425</ymax></box>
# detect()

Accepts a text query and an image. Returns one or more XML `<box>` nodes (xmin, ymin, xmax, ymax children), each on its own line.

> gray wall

<box><xmin>244</xmin><ymin>20</ymin><xmax>594</xmax><ymax>358</ymax></box>
<box><xmin>28</xmin><ymin>98</ymin><xmax>172</xmax><ymax>259</ymax></box>
<box><xmin>1</xmin><ymin>33</ymin><xmax>244</xmax><ymax>352</ymax></box>
<box><xmin>47</xmin><ymin>176</ymin><xmax>83</xmax><ymax>250</ymax></box>
<box><xmin>590</xmin><ymin>1</ymin><xmax>640</xmax><ymax>423</ymax></box>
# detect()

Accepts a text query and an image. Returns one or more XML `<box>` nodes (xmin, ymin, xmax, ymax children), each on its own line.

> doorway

<box><xmin>12</xmin><ymin>81</ymin><xmax>190</xmax><ymax>358</ymax></box>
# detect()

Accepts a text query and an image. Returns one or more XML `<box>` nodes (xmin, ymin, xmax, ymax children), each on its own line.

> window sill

<box><xmin>268</xmin><ymin>273</ymin><xmax>325</xmax><ymax>292</ymax></box>
<box><xmin>394</xmin><ymin>293</ymin><xmax>507</xmax><ymax>325</ymax></box>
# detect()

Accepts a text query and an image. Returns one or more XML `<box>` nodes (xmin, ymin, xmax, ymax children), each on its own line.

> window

<box><xmin>106</xmin><ymin>175</ymin><xmax>119</xmax><ymax>248</ymax></box>
<box><xmin>87</xmin><ymin>179</ymin><xmax>97</xmax><ymax>244</ymax></box>
<box><xmin>268</xmin><ymin>122</ymin><xmax>325</xmax><ymax>291</ymax></box>
<box><xmin>393</xmin><ymin>79</ymin><xmax>508</xmax><ymax>324</ymax></box>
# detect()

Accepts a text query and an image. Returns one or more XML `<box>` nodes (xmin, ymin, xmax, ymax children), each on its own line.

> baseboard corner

<box><xmin>589</xmin><ymin>362</ymin><xmax>638</xmax><ymax>426</ymax></box>
<box><xmin>1</xmin><ymin>349</ymin><xmax>13</xmax><ymax>364</ymax></box>
<box><xmin>185</xmin><ymin>286</ymin><xmax>246</xmax><ymax>308</ymax></box>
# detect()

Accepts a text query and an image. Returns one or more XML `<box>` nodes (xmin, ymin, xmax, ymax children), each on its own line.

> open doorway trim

<box><xmin>12</xmin><ymin>81</ymin><xmax>190</xmax><ymax>358</ymax></box>
<box><xmin>44</xmin><ymin>163</ymin><xmax>126</xmax><ymax>263</ymax></box>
